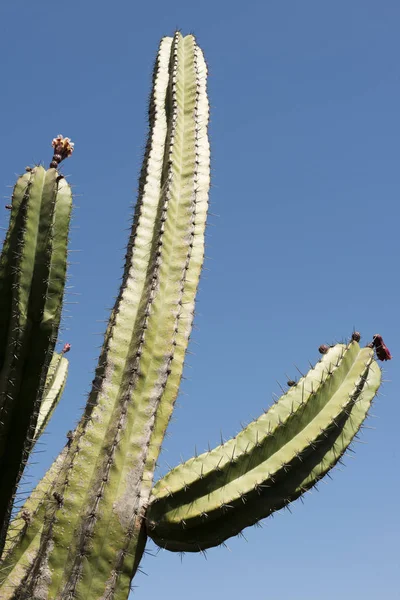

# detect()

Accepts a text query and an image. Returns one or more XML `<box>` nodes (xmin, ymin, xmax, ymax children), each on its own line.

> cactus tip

<box><xmin>50</xmin><ymin>135</ymin><xmax>74</xmax><ymax>168</ymax></box>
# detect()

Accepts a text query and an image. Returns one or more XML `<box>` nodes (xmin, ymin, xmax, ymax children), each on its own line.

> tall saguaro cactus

<box><xmin>0</xmin><ymin>32</ymin><xmax>388</xmax><ymax>600</ymax></box>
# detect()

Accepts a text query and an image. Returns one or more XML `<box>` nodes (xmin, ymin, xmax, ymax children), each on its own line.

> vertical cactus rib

<box><xmin>146</xmin><ymin>344</ymin><xmax>381</xmax><ymax>551</ymax></box>
<box><xmin>0</xmin><ymin>164</ymin><xmax>72</xmax><ymax>555</ymax></box>
<box><xmin>0</xmin><ymin>172</ymin><xmax>31</xmax><ymax>371</ymax></box>
<box><xmin>13</xmin><ymin>33</ymin><xmax>210</xmax><ymax>600</ymax></box>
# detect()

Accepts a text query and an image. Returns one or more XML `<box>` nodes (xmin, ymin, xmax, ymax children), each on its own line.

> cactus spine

<box><xmin>0</xmin><ymin>32</ymin><xmax>387</xmax><ymax>600</ymax></box>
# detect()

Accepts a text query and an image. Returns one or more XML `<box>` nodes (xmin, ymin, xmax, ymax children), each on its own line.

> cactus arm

<box><xmin>0</xmin><ymin>165</ymin><xmax>72</xmax><ymax>553</ymax></box>
<box><xmin>12</xmin><ymin>33</ymin><xmax>209</xmax><ymax>600</ymax></box>
<box><xmin>185</xmin><ymin>358</ymin><xmax>382</xmax><ymax>551</ymax></box>
<box><xmin>33</xmin><ymin>352</ymin><xmax>69</xmax><ymax>444</ymax></box>
<box><xmin>149</xmin><ymin>344</ymin><xmax>351</xmax><ymax>505</ymax></box>
<box><xmin>146</xmin><ymin>343</ymin><xmax>381</xmax><ymax>551</ymax></box>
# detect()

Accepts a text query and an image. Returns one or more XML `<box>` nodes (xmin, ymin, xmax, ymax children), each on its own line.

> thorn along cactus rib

<box><xmin>0</xmin><ymin>32</ymin><xmax>389</xmax><ymax>600</ymax></box>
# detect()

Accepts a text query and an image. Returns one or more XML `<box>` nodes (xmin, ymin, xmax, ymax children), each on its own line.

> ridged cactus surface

<box><xmin>0</xmin><ymin>148</ymin><xmax>73</xmax><ymax>553</ymax></box>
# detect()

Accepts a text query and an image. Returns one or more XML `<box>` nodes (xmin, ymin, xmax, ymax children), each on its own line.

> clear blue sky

<box><xmin>1</xmin><ymin>1</ymin><xmax>399</xmax><ymax>598</ymax></box>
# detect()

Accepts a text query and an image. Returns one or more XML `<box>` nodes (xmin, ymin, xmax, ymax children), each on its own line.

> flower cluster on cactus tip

<box><xmin>50</xmin><ymin>134</ymin><xmax>74</xmax><ymax>168</ymax></box>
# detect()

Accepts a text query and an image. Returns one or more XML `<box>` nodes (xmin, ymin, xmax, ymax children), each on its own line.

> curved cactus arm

<box><xmin>33</xmin><ymin>350</ymin><xmax>69</xmax><ymax>444</ymax></box>
<box><xmin>12</xmin><ymin>33</ymin><xmax>210</xmax><ymax>600</ymax></box>
<box><xmin>146</xmin><ymin>341</ymin><xmax>381</xmax><ymax>551</ymax></box>
<box><xmin>0</xmin><ymin>144</ymin><xmax>73</xmax><ymax>553</ymax></box>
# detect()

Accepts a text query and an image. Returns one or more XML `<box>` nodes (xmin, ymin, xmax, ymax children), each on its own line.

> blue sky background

<box><xmin>1</xmin><ymin>1</ymin><xmax>399</xmax><ymax>598</ymax></box>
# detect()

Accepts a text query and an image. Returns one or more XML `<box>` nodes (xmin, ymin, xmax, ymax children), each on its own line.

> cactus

<box><xmin>0</xmin><ymin>138</ymin><xmax>73</xmax><ymax>554</ymax></box>
<box><xmin>0</xmin><ymin>32</ymin><xmax>387</xmax><ymax>600</ymax></box>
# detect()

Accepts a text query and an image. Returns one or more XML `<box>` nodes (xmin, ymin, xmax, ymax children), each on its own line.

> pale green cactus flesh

<box><xmin>3</xmin><ymin>32</ymin><xmax>210</xmax><ymax>599</ymax></box>
<box><xmin>0</xmin><ymin>165</ymin><xmax>72</xmax><ymax>553</ymax></box>
<box><xmin>146</xmin><ymin>342</ymin><xmax>381</xmax><ymax>551</ymax></box>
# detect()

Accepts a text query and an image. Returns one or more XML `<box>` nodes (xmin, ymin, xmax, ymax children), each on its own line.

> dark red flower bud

<box><xmin>62</xmin><ymin>342</ymin><xmax>71</xmax><ymax>354</ymax></box>
<box><xmin>372</xmin><ymin>334</ymin><xmax>392</xmax><ymax>361</ymax></box>
<box><xmin>318</xmin><ymin>344</ymin><xmax>329</xmax><ymax>355</ymax></box>
<box><xmin>287</xmin><ymin>380</ymin><xmax>296</xmax><ymax>387</ymax></box>
<box><xmin>351</xmin><ymin>331</ymin><xmax>361</xmax><ymax>342</ymax></box>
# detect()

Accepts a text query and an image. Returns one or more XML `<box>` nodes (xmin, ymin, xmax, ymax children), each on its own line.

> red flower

<box><xmin>372</xmin><ymin>334</ymin><xmax>392</xmax><ymax>361</ymax></box>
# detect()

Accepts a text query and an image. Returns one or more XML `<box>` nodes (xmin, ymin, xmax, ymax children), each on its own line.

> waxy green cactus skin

<box><xmin>0</xmin><ymin>33</ymin><xmax>385</xmax><ymax>600</ymax></box>
<box><xmin>0</xmin><ymin>165</ymin><xmax>72</xmax><ymax>554</ymax></box>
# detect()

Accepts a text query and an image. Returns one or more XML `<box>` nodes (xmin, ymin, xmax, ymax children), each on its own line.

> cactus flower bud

<box><xmin>318</xmin><ymin>344</ymin><xmax>329</xmax><ymax>354</ymax></box>
<box><xmin>372</xmin><ymin>334</ymin><xmax>392</xmax><ymax>361</ymax></box>
<box><xmin>50</xmin><ymin>135</ymin><xmax>74</xmax><ymax>168</ymax></box>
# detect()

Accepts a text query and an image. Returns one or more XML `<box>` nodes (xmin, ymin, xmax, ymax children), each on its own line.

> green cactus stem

<box><xmin>4</xmin><ymin>32</ymin><xmax>210</xmax><ymax>599</ymax></box>
<box><xmin>146</xmin><ymin>341</ymin><xmax>381</xmax><ymax>551</ymax></box>
<box><xmin>0</xmin><ymin>140</ymin><xmax>73</xmax><ymax>554</ymax></box>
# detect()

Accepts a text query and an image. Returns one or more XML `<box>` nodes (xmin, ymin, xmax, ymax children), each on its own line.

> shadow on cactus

<box><xmin>0</xmin><ymin>32</ymin><xmax>391</xmax><ymax>600</ymax></box>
